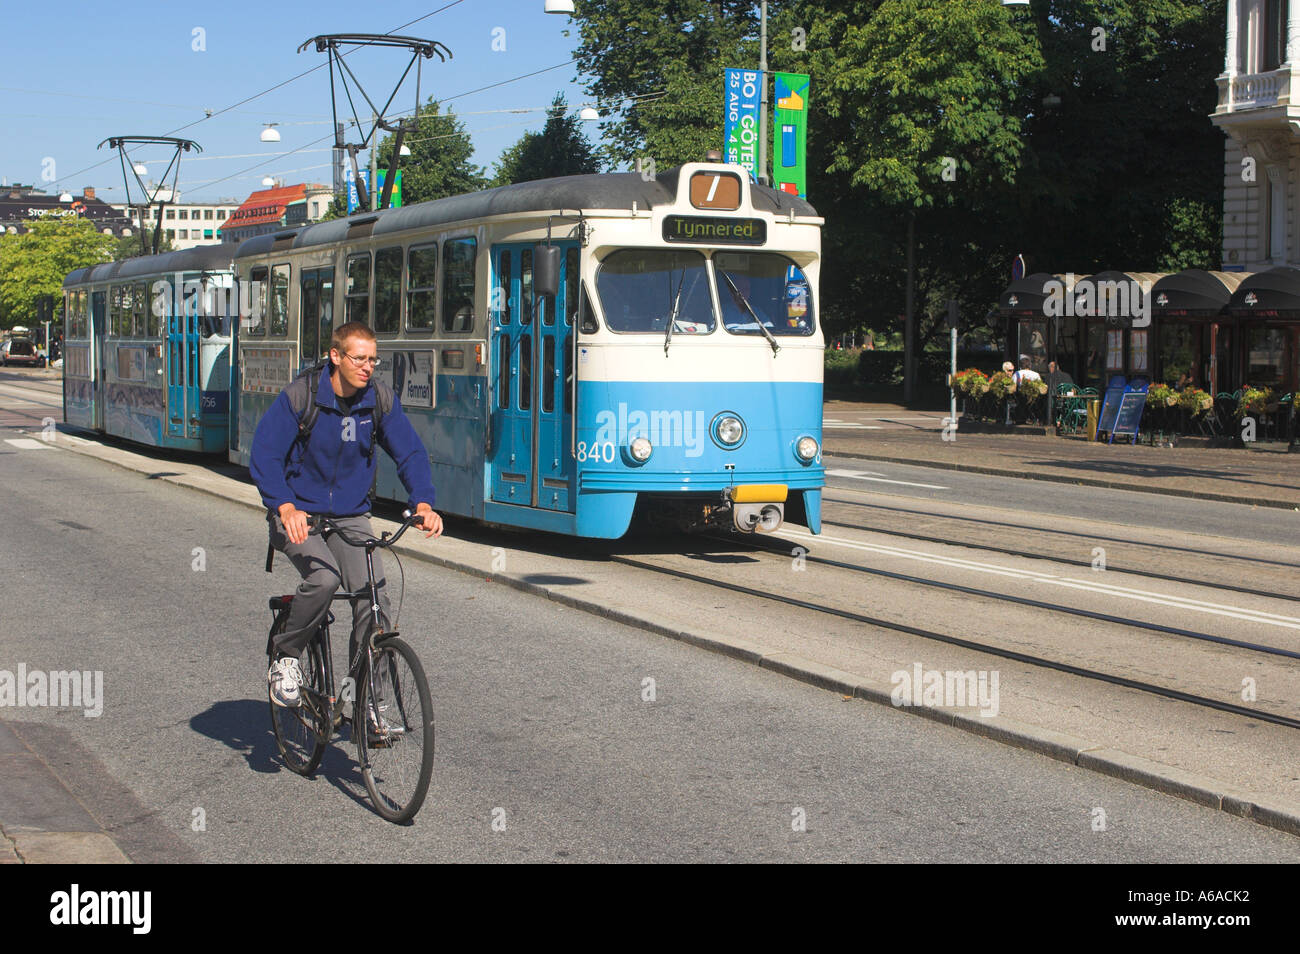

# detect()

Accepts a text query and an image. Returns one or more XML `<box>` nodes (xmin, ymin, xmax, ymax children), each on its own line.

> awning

<box><xmin>1227</xmin><ymin>265</ymin><xmax>1300</xmax><ymax>318</ymax></box>
<box><xmin>996</xmin><ymin>272</ymin><xmax>1084</xmax><ymax>315</ymax></box>
<box><xmin>1150</xmin><ymin>269</ymin><xmax>1245</xmax><ymax>317</ymax></box>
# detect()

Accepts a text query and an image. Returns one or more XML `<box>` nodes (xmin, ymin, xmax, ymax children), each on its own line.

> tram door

<box><xmin>167</xmin><ymin>289</ymin><xmax>188</xmax><ymax>439</ymax></box>
<box><xmin>91</xmin><ymin>291</ymin><xmax>106</xmax><ymax>430</ymax></box>
<box><xmin>300</xmin><ymin>267</ymin><xmax>335</xmax><ymax>368</ymax></box>
<box><xmin>490</xmin><ymin>244</ymin><xmax>577</xmax><ymax>511</ymax></box>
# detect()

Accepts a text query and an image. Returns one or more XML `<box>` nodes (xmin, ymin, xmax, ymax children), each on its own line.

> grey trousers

<box><xmin>268</xmin><ymin>512</ymin><xmax>393</xmax><ymax>665</ymax></box>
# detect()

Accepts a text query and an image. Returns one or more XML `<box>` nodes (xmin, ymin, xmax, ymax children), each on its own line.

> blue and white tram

<box><xmin>62</xmin><ymin>245</ymin><xmax>235</xmax><ymax>452</ymax></box>
<box><xmin>229</xmin><ymin>162</ymin><xmax>824</xmax><ymax>538</ymax></box>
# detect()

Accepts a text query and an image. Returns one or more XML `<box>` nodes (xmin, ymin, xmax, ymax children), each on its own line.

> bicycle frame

<box><xmin>267</xmin><ymin>518</ymin><xmax>410</xmax><ymax>744</ymax></box>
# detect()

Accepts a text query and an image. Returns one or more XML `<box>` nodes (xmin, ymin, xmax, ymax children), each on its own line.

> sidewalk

<box><xmin>0</xmin><ymin>721</ymin><xmax>131</xmax><ymax>863</ymax></box>
<box><xmin>822</xmin><ymin>401</ymin><xmax>1300</xmax><ymax>510</ymax></box>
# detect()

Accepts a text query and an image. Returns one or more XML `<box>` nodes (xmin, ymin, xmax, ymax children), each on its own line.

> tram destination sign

<box><xmin>662</xmin><ymin>214</ymin><xmax>767</xmax><ymax>245</ymax></box>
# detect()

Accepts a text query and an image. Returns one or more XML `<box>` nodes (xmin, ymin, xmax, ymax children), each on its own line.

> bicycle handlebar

<box><xmin>305</xmin><ymin>511</ymin><xmax>423</xmax><ymax>549</ymax></box>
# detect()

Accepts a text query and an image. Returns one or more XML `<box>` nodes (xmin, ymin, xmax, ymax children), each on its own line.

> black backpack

<box><xmin>284</xmin><ymin>359</ymin><xmax>395</xmax><ymax>465</ymax></box>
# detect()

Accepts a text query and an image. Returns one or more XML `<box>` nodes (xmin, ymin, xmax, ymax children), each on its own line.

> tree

<box><xmin>492</xmin><ymin>94</ymin><xmax>602</xmax><ymax>186</ymax></box>
<box><xmin>0</xmin><ymin>218</ymin><xmax>115</xmax><ymax>328</ymax></box>
<box><xmin>571</xmin><ymin>0</ymin><xmax>1228</xmax><ymax>400</ymax></box>
<box><xmin>571</xmin><ymin>0</ymin><xmax>765</xmax><ymax>169</ymax></box>
<box><xmin>372</xmin><ymin>98</ymin><xmax>487</xmax><ymax>206</ymax></box>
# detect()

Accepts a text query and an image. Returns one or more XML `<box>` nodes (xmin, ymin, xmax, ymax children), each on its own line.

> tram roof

<box><xmin>234</xmin><ymin>169</ymin><xmax>820</xmax><ymax>257</ymax></box>
<box><xmin>63</xmin><ymin>244</ymin><xmax>237</xmax><ymax>288</ymax></box>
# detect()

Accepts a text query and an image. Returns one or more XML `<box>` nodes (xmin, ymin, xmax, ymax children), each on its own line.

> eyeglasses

<box><xmin>341</xmin><ymin>351</ymin><xmax>382</xmax><ymax>368</ymax></box>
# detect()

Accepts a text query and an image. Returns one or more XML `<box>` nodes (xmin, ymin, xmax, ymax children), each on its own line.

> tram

<box><xmin>62</xmin><ymin>245</ymin><xmax>235</xmax><ymax>452</ymax></box>
<box><xmin>65</xmin><ymin>162</ymin><xmax>825</xmax><ymax>539</ymax></box>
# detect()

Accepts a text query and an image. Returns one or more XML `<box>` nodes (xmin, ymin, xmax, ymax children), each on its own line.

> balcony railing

<box><xmin>1217</xmin><ymin>67</ymin><xmax>1291</xmax><ymax>113</ymax></box>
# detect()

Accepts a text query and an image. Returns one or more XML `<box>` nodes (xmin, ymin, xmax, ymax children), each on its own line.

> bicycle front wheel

<box><xmin>269</xmin><ymin>634</ymin><xmax>328</xmax><ymax>777</ymax></box>
<box><xmin>356</xmin><ymin>636</ymin><xmax>434</xmax><ymax>823</ymax></box>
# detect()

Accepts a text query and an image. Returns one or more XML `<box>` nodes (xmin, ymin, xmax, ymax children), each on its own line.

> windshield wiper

<box><xmin>663</xmin><ymin>267</ymin><xmax>686</xmax><ymax>356</ymax></box>
<box><xmin>720</xmin><ymin>270</ymin><xmax>780</xmax><ymax>356</ymax></box>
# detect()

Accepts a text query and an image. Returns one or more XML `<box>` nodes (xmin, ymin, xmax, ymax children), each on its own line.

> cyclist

<box><xmin>251</xmin><ymin>321</ymin><xmax>442</xmax><ymax>710</ymax></box>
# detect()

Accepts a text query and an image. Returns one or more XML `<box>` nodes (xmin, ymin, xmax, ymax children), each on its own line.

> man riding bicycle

<box><xmin>251</xmin><ymin>321</ymin><xmax>442</xmax><ymax>710</ymax></box>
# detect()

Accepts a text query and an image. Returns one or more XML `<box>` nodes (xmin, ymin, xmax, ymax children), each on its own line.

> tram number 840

<box><xmin>576</xmin><ymin>442</ymin><xmax>616</xmax><ymax>463</ymax></box>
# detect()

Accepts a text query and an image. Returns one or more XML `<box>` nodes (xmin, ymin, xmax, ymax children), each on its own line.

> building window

<box><xmin>204</xmin><ymin>229</ymin><xmax>213</xmax><ymax>239</ymax></box>
<box><xmin>166</xmin><ymin>209</ymin><xmax>175</xmax><ymax>220</ymax></box>
<box><xmin>204</xmin><ymin>209</ymin><xmax>213</xmax><ymax>220</ymax></box>
<box><xmin>166</xmin><ymin>229</ymin><xmax>175</xmax><ymax>238</ymax></box>
<box><xmin>178</xmin><ymin>209</ymin><xmax>188</xmax><ymax>220</ymax></box>
<box><xmin>179</xmin><ymin>229</ymin><xmax>188</xmax><ymax>239</ymax></box>
<box><xmin>1264</xmin><ymin>0</ymin><xmax>1289</xmax><ymax>71</ymax></box>
<box><xmin>1266</xmin><ymin>165</ymin><xmax>1286</xmax><ymax>262</ymax></box>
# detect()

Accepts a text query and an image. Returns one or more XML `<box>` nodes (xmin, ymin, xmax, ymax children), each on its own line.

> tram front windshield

<box><xmin>596</xmin><ymin>249</ymin><xmax>715</xmax><ymax>334</ymax></box>
<box><xmin>714</xmin><ymin>252</ymin><xmax>813</xmax><ymax>336</ymax></box>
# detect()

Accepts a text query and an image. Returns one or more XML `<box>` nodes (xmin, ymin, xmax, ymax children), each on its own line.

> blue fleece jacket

<box><xmin>249</xmin><ymin>363</ymin><xmax>437</xmax><ymax>517</ymax></box>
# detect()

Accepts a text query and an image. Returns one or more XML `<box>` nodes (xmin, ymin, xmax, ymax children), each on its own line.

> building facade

<box><xmin>218</xmin><ymin>183</ymin><xmax>334</xmax><ymax>245</ymax></box>
<box><xmin>111</xmin><ymin>193</ymin><xmax>241</xmax><ymax>250</ymax></box>
<box><xmin>0</xmin><ymin>184</ymin><xmax>133</xmax><ymax>237</ymax></box>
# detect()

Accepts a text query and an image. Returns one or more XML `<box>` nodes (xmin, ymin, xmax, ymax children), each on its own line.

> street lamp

<box><xmin>399</xmin><ymin>143</ymin><xmax>412</xmax><ymax>156</ymax></box>
<box><xmin>58</xmin><ymin>191</ymin><xmax>73</xmax><ymax>202</ymax></box>
<box><xmin>544</xmin><ymin>0</ymin><xmax>575</xmax><ymax>13</ymax></box>
<box><xmin>260</xmin><ymin>123</ymin><xmax>281</xmax><ymax>143</ymax></box>
<box><xmin>579</xmin><ymin>106</ymin><xmax>599</xmax><ymax>121</ymax></box>
<box><xmin>132</xmin><ymin>163</ymin><xmax>148</xmax><ymax>175</ymax></box>
<box><xmin>262</xmin><ymin>176</ymin><xmax>277</xmax><ymax>187</ymax></box>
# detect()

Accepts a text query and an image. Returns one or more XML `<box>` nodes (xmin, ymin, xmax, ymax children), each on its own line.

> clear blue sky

<box><xmin>0</xmin><ymin>0</ymin><xmax>601</xmax><ymax>203</ymax></box>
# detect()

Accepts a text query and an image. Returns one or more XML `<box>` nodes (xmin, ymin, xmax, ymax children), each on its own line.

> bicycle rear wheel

<box><xmin>269</xmin><ymin>631</ymin><xmax>328</xmax><ymax>777</ymax></box>
<box><xmin>356</xmin><ymin>636</ymin><xmax>434</xmax><ymax>823</ymax></box>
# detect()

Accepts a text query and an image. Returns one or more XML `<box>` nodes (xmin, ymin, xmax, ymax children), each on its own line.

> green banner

<box><xmin>773</xmin><ymin>73</ymin><xmax>810</xmax><ymax>199</ymax></box>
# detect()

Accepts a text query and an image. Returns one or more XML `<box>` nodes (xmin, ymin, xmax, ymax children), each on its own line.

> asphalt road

<box><xmin>823</xmin><ymin>453</ymin><xmax>1300</xmax><ymax>548</ymax></box>
<box><xmin>2</xmin><ymin>434</ymin><xmax>1299</xmax><ymax>861</ymax></box>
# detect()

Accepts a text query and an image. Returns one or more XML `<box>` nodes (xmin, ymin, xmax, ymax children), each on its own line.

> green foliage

<box><xmin>571</xmin><ymin>0</ymin><xmax>763</xmax><ymax>169</ymax></box>
<box><xmin>492</xmin><ymin>94</ymin><xmax>602</xmax><ymax>186</ymax></box>
<box><xmin>570</xmin><ymin>0</ymin><xmax>1227</xmax><ymax>363</ymax></box>
<box><xmin>318</xmin><ymin>193</ymin><xmax>348</xmax><ymax>222</ymax></box>
<box><xmin>0</xmin><ymin>218</ymin><xmax>115</xmax><ymax>328</ymax></box>
<box><xmin>374</xmin><ymin>99</ymin><xmax>487</xmax><ymax>206</ymax></box>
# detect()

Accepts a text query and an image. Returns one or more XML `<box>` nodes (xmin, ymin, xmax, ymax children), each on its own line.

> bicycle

<box><xmin>265</xmin><ymin>511</ymin><xmax>435</xmax><ymax>823</ymax></box>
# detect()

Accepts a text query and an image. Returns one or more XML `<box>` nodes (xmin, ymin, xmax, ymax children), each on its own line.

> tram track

<box><xmin>824</xmin><ymin>492</ymin><xmax>1300</xmax><ymax>573</ymax></box>
<box><xmin>607</xmin><ymin>537</ymin><xmax>1300</xmax><ymax>732</ymax></box>
<box><xmin>819</xmin><ymin>514</ymin><xmax>1300</xmax><ymax>605</ymax></box>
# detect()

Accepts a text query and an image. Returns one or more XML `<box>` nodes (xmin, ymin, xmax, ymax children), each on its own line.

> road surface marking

<box><xmin>781</xmin><ymin>528</ymin><xmax>1300</xmax><ymax>631</ymax></box>
<box><xmin>825</xmin><ymin>468</ymin><xmax>949</xmax><ymax>490</ymax></box>
<box><xmin>4</xmin><ymin>438</ymin><xmax>57</xmax><ymax>450</ymax></box>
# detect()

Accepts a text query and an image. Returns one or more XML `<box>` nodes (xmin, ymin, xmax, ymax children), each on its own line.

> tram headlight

<box><xmin>713</xmin><ymin>414</ymin><xmax>745</xmax><ymax>447</ymax></box>
<box><xmin>630</xmin><ymin>437</ymin><xmax>653</xmax><ymax>462</ymax></box>
<box><xmin>795</xmin><ymin>435</ymin><xmax>819</xmax><ymax>462</ymax></box>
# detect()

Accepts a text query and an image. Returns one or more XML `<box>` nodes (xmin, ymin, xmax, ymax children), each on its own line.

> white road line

<box><xmin>825</xmin><ymin>468</ymin><xmax>950</xmax><ymax>491</ymax></box>
<box><xmin>781</xmin><ymin>527</ymin><xmax>1300</xmax><ymax>631</ymax></box>
<box><xmin>3</xmin><ymin>438</ymin><xmax>57</xmax><ymax>450</ymax></box>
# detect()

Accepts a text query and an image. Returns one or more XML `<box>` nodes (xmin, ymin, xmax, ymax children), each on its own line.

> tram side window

<box><xmin>496</xmin><ymin>252</ymin><xmax>512</xmax><ymax>324</ymax></box>
<box><xmin>346</xmin><ymin>252</ymin><xmax>371</xmax><ymax>325</ymax></box>
<box><xmin>270</xmin><ymin>265</ymin><xmax>289</xmax><ymax>337</ymax></box>
<box><xmin>111</xmin><ymin>285</ymin><xmax>128</xmax><ymax>337</ymax></box>
<box><xmin>442</xmin><ymin>238</ymin><xmax>477</xmax><ymax>333</ymax></box>
<box><xmin>138</xmin><ymin>282</ymin><xmax>155</xmax><ymax>337</ymax></box>
<box><xmin>521</xmin><ymin>248</ymin><xmax>533</xmax><ymax>325</ymax></box>
<box><xmin>246</xmin><ymin>267</ymin><xmax>267</xmax><ymax>337</ymax></box>
<box><xmin>374</xmin><ymin>247</ymin><xmax>402</xmax><ymax>334</ymax></box>
<box><xmin>564</xmin><ymin>248</ymin><xmax>579</xmax><ymax>326</ymax></box>
<box><xmin>498</xmin><ymin>337</ymin><xmax>510</xmax><ymax>410</ymax></box>
<box><xmin>407</xmin><ymin>244</ymin><xmax>438</xmax><ymax>331</ymax></box>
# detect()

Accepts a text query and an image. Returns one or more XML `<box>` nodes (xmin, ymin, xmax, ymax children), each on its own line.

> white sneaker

<box><xmin>269</xmin><ymin>656</ymin><xmax>303</xmax><ymax>708</ymax></box>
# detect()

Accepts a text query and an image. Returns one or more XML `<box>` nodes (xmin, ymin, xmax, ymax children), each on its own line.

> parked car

<box><xmin>1</xmin><ymin>337</ymin><xmax>45</xmax><ymax>368</ymax></box>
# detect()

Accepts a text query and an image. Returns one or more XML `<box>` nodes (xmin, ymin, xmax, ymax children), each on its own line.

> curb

<box><xmin>53</xmin><ymin>431</ymin><xmax>1300</xmax><ymax>841</ymax></box>
<box><xmin>824</xmin><ymin>448</ymin><xmax>1300</xmax><ymax>512</ymax></box>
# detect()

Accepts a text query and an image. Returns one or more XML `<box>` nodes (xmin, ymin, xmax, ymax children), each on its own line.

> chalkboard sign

<box><xmin>1109</xmin><ymin>391</ymin><xmax>1147</xmax><ymax>444</ymax></box>
<box><xmin>1096</xmin><ymin>387</ymin><xmax>1124</xmax><ymax>438</ymax></box>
